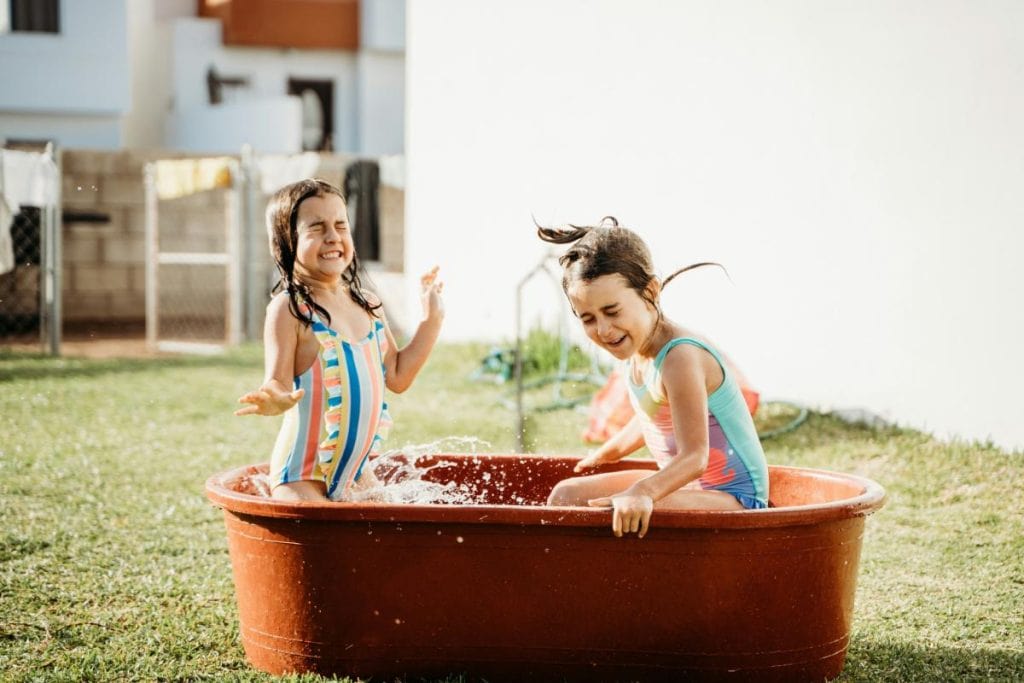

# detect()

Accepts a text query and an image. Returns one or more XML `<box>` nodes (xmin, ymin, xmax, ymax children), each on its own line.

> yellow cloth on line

<box><xmin>154</xmin><ymin>158</ymin><xmax>234</xmax><ymax>200</ymax></box>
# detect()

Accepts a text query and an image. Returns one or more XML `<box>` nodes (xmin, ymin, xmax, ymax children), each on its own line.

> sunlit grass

<box><xmin>1</xmin><ymin>343</ymin><xmax>1021</xmax><ymax>681</ymax></box>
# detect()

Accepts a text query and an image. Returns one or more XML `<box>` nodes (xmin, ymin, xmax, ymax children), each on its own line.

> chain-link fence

<box><xmin>155</xmin><ymin>262</ymin><xmax>229</xmax><ymax>345</ymax></box>
<box><xmin>144</xmin><ymin>158</ymin><xmax>242</xmax><ymax>353</ymax></box>
<box><xmin>0</xmin><ymin>206</ymin><xmax>41</xmax><ymax>342</ymax></box>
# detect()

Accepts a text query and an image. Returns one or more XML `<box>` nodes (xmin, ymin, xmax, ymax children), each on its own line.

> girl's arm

<box><xmin>573</xmin><ymin>413</ymin><xmax>645</xmax><ymax>472</ymax></box>
<box><xmin>235</xmin><ymin>296</ymin><xmax>306</xmax><ymax>416</ymax></box>
<box><xmin>589</xmin><ymin>345</ymin><xmax>712</xmax><ymax>536</ymax></box>
<box><xmin>380</xmin><ymin>266</ymin><xmax>445</xmax><ymax>393</ymax></box>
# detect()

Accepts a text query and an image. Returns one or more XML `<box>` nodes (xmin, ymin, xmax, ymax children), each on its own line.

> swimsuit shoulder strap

<box><xmin>653</xmin><ymin>337</ymin><xmax>727</xmax><ymax>378</ymax></box>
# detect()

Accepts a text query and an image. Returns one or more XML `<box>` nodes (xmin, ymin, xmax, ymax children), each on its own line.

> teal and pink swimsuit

<box><xmin>627</xmin><ymin>338</ymin><xmax>769</xmax><ymax>509</ymax></box>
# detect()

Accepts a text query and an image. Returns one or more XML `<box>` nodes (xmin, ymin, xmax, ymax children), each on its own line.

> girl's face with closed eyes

<box><xmin>567</xmin><ymin>273</ymin><xmax>660</xmax><ymax>360</ymax></box>
<box><xmin>293</xmin><ymin>193</ymin><xmax>354</xmax><ymax>284</ymax></box>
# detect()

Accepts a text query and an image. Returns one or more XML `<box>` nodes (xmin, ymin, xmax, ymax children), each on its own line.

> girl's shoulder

<box><xmin>656</xmin><ymin>327</ymin><xmax>716</xmax><ymax>373</ymax></box>
<box><xmin>266</xmin><ymin>291</ymin><xmax>309</xmax><ymax>330</ymax></box>
<box><xmin>657</xmin><ymin>333</ymin><xmax>725</xmax><ymax>396</ymax></box>
<box><xmin>266</xmin><ymin>290</ymin><xmax>295</xmax><ymax>316</ymax></box>
<box><xmin>659</xmin><ymin>339</ymin><xmax>707</xmax><ymax>372</ymax></box>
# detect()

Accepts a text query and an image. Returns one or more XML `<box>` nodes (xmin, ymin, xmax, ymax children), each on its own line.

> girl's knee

<box><xmin>547</xmin><ymin>479</ymin><xmax>586</xmax><ymax>506</ymax></box>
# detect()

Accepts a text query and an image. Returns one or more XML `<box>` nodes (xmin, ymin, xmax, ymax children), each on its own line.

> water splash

<box><xmin>248</xmin><ymin>473</ymin><xmax>272</xmax><ymax>497</ymax></box>
<box><xmin>241</xmin><ymin>436</ymin><xmax>498</xmax><ymax>504</ymax></box>
<box><xmin>337</xmin><ymin>436</ymin><xmax>492</xmax><ymax>504</ymax></box>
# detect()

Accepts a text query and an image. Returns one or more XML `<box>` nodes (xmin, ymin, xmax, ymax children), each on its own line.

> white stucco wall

<box><xmin>0</xmin><ymin>113</ymin><xmax>121</xmax><ymax>148</ymax></box>
<box><xmin>121</xmin><ymin>0</ymin><xmax>178</xmax><ymax>149</ymax></box>
<box><xmin>358</xmin><ymin>51</ymin><xmax>405</xmax><ymax>155</ymax></box>
<box><xmin>360</xmin><ymin>0</ymin><xmax>406</xmax><ymax>155</ymax></box>
<box><xmin>166</xmin><ymin>98</ymin><xmax>303</xmax><ymax>154</ymax></box>
<box><xmin>405</xmin><ymin>0</ymin><xmax>1024</xmax><ymax>450</ymax></box>
<box><xmin>362</xmin><ymin>0</ymin><xmax>406</xmax><ymax>52</ymax></box>
<box><xmin>0</xmin><ymin>0</ymin><xmax>129</xmax><ymax>147</ymax></box>
<box><xmin>167</xmin><ymin>17</ymin><xmax>359</xmax><ymax>153</ymax></box>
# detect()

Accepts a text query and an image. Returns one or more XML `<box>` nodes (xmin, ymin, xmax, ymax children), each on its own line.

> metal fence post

<box><xmin>225</xmin><ymin>160</ymin><xmax>243</xmax><ymax>346</ymax></box>
<box><xmin>144</xmin><ymin>164</ymin><xmax>158</xmax><ymax>351</ymax></box>
<box><xmin>42</xmin><ymin>143</ymin><xmax>62</xmax><ymax>355</ymax></box>
<box><xmin>241</xmin><ymin>144</ymin><xmax>261</xmax><ymax>342</ymax></box>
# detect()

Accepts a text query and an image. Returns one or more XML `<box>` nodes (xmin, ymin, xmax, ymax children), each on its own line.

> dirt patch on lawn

<box><xmin>2</xmin><ymin>322</ymin><xmax>176</xmax><ymax>359</ymax></box>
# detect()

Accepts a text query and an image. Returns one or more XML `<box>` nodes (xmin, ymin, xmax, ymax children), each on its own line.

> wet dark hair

<box><xmin>265</xmin><ymin>178</ymin><xmax>380</xmax><ymax>327</ymax></box>
<box><xmin>536</xmin><ymin>216</ymin><xmax>722</xmax><ymax>315</ymax></box>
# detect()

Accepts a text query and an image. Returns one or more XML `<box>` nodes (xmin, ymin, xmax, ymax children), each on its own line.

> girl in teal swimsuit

<box><xmin>539</xmin><ymin>217</ymin><xmax>769</xmax><ymax>538</ymax></box>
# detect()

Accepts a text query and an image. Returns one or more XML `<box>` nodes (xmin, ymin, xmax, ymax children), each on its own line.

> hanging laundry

<box><xmin>378</xmin><ymin>154</ymin><xmax>405</xmax><ymax>189</ymax></box>
<box><xmin>344</xmin><ymin>160</ymin><xmax>380</xmax><ymax>261</ymax></box>
<box><xmin>255</xmin><ymin>152</ymin><xmax>320</xmax><ymax>195</ymax></box>
<box><xmin>0</xmin><ymin>149</ymin><xmax>59</xmax><ymax>275</ymax></box>
<box><xmin>153</xmin><ymin>157</ymin><xmax>234</xmax><ymax>200</ymax></box>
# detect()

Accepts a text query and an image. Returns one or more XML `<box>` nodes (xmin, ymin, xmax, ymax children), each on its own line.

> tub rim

<box><xmin>205</xmin><ymin>454</ymin><xmax>885</xmax><ymax>530</ymax></box>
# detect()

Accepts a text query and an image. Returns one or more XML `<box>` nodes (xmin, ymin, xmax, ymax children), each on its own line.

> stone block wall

<box><xmin>59</xmin><ymin>150</ymin><xmax>405</xmax><ymax>337</ymax></box>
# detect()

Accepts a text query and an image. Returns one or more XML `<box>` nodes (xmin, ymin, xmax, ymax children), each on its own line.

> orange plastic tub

<box><xmin>206</xmin><ymin>454</ymin><xmax>885</xmax><ymax>682</ymax></box>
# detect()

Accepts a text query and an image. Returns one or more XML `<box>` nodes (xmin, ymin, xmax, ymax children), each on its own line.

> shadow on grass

<box><xmin>842</xmin><ymin>639</ymin><xmax>1024</xmax><ymax>682</ymax></box>
<box><xmin>0</xmin><ymin>351</ymin><xmax>260</xmax><ymax>383</ymax></box>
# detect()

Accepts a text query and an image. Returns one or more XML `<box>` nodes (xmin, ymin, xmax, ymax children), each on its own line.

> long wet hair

<box><xmin>536</xmin><ymin>216</ymin><xmax>723</xmax><ymax>318</ymax></box>
<box><xmin>265</xmin><ymin>178</ymin><xmax>381</xmax><ymax>328</ymax></box>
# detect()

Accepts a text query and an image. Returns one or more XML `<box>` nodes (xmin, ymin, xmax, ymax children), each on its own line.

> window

<box><xmin>9</xmin><ymin>0</ymin><xmax>60</xmax><ymax>33</ymax></box>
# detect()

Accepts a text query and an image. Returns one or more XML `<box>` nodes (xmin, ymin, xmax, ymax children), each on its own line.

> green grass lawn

<box><xmin>1</xmin><ymin>343</ymin><xmax>1022</xmax><ymax>681</ymax></box>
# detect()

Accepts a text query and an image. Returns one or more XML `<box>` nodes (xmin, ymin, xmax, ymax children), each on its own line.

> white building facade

<box><xmin>0</xmin><ymin>0</ymin><xmax>130</xmax><ymax>148</ymax></box>
<box><xmin>405</xmin><ymin>0</ymin><xmax>1024</xmax><ymax>451</ymax></box>
<box><xmin>2</xmin><ymin>0</ymin><xmax>405</xmax><ymax>156</ymax></box>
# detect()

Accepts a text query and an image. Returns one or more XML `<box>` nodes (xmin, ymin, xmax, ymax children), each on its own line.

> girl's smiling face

<box><xmin>293</xmin><ymin>193</ymin><xmax>354</xmax><ymax>284</ymax></box>
<box><xmin>567</xmin><ymin>273</ymin><xmax>659</xmax><ymax>359</ymax></box>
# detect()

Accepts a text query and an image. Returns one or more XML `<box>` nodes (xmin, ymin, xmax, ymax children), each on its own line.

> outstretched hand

<box><xmin>235</xmin><ymin>385</ymin><xmax>305</xmax><ymax>416</ymax></box>
<box><xmin>574</xmin><ymin>449</ymin><xmax>613</xmax><ymax>473</ymax></box>
<box><xmin>420</xmin><ymin>266</ymin><xmax>444</xmax><ymax>322</ymax></box>
<box><xmin>589</xmin><ymin>491</ymin><xmax>654</xmax><ymax>538</ymax></box>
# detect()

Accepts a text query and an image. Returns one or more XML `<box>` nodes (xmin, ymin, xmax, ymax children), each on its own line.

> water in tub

<box><xmin>245</xmin><ymin>437</ymin><xmax>495</xmax><ymax>504</ymax></box>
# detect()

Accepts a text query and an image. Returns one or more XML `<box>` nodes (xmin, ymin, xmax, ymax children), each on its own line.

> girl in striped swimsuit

<box><xmin>236</xmin><ymin>179</ymin><xmax>444</xmax><ymax>501</ymax></box>
<box><xmin>539</xmin><ymin>218</ymin><xmax>768</xmax><ymax>538</ymax></box>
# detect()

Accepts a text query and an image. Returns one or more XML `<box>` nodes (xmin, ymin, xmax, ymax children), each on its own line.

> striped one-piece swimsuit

<box><xmin>627</xmin><ymin>338</ymin><xmax>769</xmax><ymax>509</ymax></box>
<box><xmin>269</xmin><ymin>308</ymin><xmax>392</xmax><ymax>499</ymax></box>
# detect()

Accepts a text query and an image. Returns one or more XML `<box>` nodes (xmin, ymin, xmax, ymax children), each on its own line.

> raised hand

<box><xmin>419</xmin><ymin>265</ymin><xmax>444</xmax><ymax>322</ymax></box>
<box><xmin>235</xmin><ymin>384</ymin><xmax>305</xmax><ymax>416</ymax></box>
<box><xmin>589</xmin><ymin>491</ymin><xmax>654</xmax><ymax>538</ymax></box>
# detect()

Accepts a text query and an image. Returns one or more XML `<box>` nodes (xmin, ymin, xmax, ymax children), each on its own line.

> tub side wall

<box><xmin>222</xmin><ymin>510</ymin><xmax>867</xmax><ymax>681</ymax></box>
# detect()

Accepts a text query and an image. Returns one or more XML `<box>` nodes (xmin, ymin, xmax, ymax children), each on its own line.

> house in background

<box><xmin>0</xmin><ymin>0</ymin><xmax>130</xmax><ymax>148</ymax></box>
<box><xmin>1</xmin><ymin>0</ymin><xmax>405</xmax><ymax>155</ymax></box>
<box><xmin>159</xmin><ymin>0</ymin><xmax>405</xmax><ymax>156</ymax></box>
<box><xmin>1</xmin><ymin>0</ymin><xmax>410</xmax><ymax>346</ymax></box>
